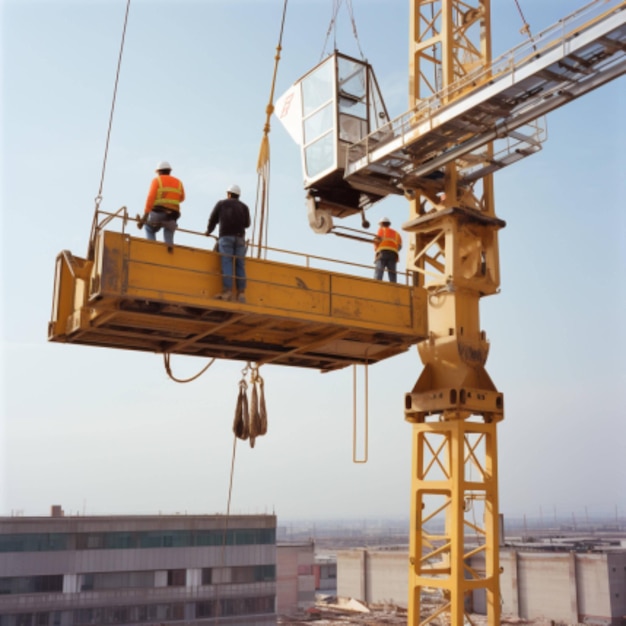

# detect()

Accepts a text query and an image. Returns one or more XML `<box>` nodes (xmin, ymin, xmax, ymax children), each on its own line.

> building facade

<box><xmin>0</xmin><ymin>513</ymin><xmax>277</xmax><ymax>626</ymax></box>
<box><xmin>337</xmin><ymin>546</ymin><xmax>626</xmax><ymax>625</ymax></box>
<box><xmin>275</xmin><ymin>542</ymin><xmax>315</xmax><ymax>618</ymax></box>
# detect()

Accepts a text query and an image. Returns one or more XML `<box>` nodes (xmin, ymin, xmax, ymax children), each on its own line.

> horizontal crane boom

<box><xmin>345</xmin><ymin>0</ymin><xmax>626</xmax><ymax>198</ymax></box>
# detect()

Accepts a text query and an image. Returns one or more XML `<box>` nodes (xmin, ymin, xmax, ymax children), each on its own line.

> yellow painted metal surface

<box><xmin>406</xmin><ymin>2</ymin><xmax>502</xmax><ymax>624</ymax></box>
<box><xmin>48</xmin><ymin>230</ymin><xmax>427</xmax><ymax>371</ymax></box>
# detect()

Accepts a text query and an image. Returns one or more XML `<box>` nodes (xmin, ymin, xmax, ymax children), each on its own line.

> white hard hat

<box><xmin>227</xmin><ymin>184</ymin><xmax>241</xmax><ymax>196</ymax></box>
<box><xmin>155</xmin><ymin>161</ymin><xmax>172</xmax><ymax>171</ymax></box>
<box><xmin>379</xmin><ymin>216</ymin><xmax>391</xmax><ymax>224</ymax></box>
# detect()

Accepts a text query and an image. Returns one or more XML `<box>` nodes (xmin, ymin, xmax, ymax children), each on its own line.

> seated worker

<box><xmin>143</xmin><ymin>161</ymin><xmax>185</xmax><ymax>251</ymax></box>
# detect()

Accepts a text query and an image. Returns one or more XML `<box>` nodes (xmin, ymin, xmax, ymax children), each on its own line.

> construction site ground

<box><xmin>278</xmin><ymin>595</ymin><xmax>562</xmax><ymax>625</ymax></box>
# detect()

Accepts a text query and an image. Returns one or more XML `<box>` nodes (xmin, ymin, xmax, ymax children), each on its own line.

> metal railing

<box><xmin>89</xmin><ymin>206</ymin><xmax>412</xmax><ymax>286</ymax></box>
<box><xmin>345</xmin><ymin>0</ymin><xmax>625</xmax><ymax>174</ymax></box>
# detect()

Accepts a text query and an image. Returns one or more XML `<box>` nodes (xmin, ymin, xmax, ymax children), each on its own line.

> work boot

<box><xmin>237</xmin><ymin>292</ymin><xmax>246</xmax><ymax>303</ymax></box>
<box><xmin>214</xmin><ymin>291</ymin><xmax>233</xmax><ymax>301</ymax></box>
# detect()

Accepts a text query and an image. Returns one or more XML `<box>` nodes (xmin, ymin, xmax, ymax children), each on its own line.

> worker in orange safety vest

<box><xmin>143</xmin><ymin>160</ymin><xmax>185</xmax><ymax>251</ymax></box>
<box><xmin>373</xmin><ymin>216</ymin><xmax>402</xmax><ymax>282</ymax></box>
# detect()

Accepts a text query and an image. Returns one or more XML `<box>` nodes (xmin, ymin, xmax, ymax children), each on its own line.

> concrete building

<box><xmin>313</xmin><ymin>555</ymin><xmax>337</xmax><ymax>593</ymax></box>
<box><xmin>275</xmin><ymin>541</ymin><xmax>315</xmax><ymax>617</ymax></box>
<box><xmin>0</xmin><ymin>512</ymin><xmax>277</xmax><ymax>626</ymax></box>
<box><xmin>337</xmin><ymin>548</ymin><xmax>408</xmax><ymax>607</ymax></box>
<box><xmin>337</xmin><ymin>546</ymin><xmax>626</xmax><ymax>625</ymax></box>
<box><xmin>497</xmin><ymin>549</ymin><xmax>626</xmax><ymax>625</ymax></box>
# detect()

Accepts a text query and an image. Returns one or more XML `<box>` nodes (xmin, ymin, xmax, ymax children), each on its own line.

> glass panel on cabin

<box><xmin>337</xmin><ymin>57</ymin><xmax>368</xmax><ymax>144</ymax></box>
<box><xmin>305</xmin><ymin>132</ymin><xmax>335</xmax><ymax>179</ymax></box>
<box><xmin>302</xmin><ymin>59</ymin><xmax>336</xmax><ymax>180</ymax></box>
<box><xmin>337</xmin><ymin>57</ymin><xmax>367</xmax><ymax>119</ymax></box>
<box><xmin>301</xmin><ymin>60</ymin><xmax>333</xmax><ymax>116</ymax></box>
<box><xmin>304</xmin><ymin>102</ymin><xmax>333</xmax><ymax>144</ymax></box>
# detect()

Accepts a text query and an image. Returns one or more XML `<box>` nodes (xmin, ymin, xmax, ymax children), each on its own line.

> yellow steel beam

<box><xmin>49</xmin><ymin>230</ymin><xmax>428</xmax><ymax>372</ymax></box>
<box><xmin>406</xmin><ymin>2</ymin><xmax>502</xmax><ymax>625</ymax></box>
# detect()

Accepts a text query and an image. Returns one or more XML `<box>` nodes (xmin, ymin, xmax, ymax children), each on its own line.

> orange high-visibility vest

<box><xmin>144</xmin><ymin>175</ymin><xmax>185</xmax><ymax>214</ymax></box>
<box><xmin>375</xmin><ymin>226</ymin><xmax>402</xmax><ymax>253</ymax></box>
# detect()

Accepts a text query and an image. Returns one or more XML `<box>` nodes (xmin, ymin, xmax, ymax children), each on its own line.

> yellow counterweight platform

<box><xmin>48</xmin><ymin>231</ymin><xmax>427</xmax><ymax>371</ymax></box>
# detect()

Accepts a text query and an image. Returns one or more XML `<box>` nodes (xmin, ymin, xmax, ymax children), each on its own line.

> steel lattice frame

<box><xmin>405</xmin><ymin>2</ymin><xmax>504</xmax><ymax>625</ymax></box>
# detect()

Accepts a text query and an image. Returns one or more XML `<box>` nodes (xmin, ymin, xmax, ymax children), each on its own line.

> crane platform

<box><xmin>48</xmin><ymin>229</ymin><xmax>427</xmax><ymax>372</ymax></box>
<box><xmin>345</xmin><ymin>0</ymin><xmax>626</xmax><ymax>197</ymax></box>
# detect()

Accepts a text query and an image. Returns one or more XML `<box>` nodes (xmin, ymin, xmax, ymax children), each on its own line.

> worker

<box><xmin>143</xmin><ymin>161</ymin><xmax>185</xmax><ymax>251</ymax></box>
<box><xmin>205</xmin><ymin>184</ymin><xmax>251</xmax><ymax>302</ymax></box>
<box><xmin>373</xmin><ymin>217</ymin><xmax>402</xmax><ymax>283</ymax></box>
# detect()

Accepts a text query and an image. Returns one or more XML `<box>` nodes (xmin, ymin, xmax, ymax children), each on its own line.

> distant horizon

<box><xmin>3</xmin><ymin>507</ymin><xmax>625</xmax><ymax>525</ymax></box>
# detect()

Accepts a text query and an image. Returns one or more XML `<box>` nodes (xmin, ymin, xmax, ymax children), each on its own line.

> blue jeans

<box><xmin>218</xmin><ymin>235</ymin><xmax>247</xmax><ymax>292</ymax></box>
<box><xmin>145</xmin><ymin>211</ymin><xmax>177</xmax><ymax>245</ymax></box>
<box><xmin>374</xmin><ymin>250</ymin><xmax>398</xmax><ymax>282</ymax></box>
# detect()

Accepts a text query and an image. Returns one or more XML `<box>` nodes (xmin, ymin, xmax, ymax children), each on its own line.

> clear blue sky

<box><xmin>1</xmin><ymin>0</ymin><xmax>624</xmax><ymax>524</ymax></box>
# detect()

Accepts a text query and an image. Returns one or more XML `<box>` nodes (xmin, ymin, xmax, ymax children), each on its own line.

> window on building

<box><xmin>167</xmin><ymin>569</ymin><xmax>186</xmax><ymax>587</ymax></box>
<box><xmin>84</xmin><ymin>534</ymin><xmax>104</xmax><ymax>549</ymax></box>
<box><xmin>138</xmin><ymin>531</ymin><xmax>189</xmax><ymax>549</ymax></box>
<box><xmin>73</xmin><ymin>609</ymin><xmax>93</xmax><ymax>625</ymax></box>
<box><xmin>81</xmin><ymin>571</ymin><xmax>154</xmax><ymax>591</ymax></box>
<box><xmin>201</xmin><ymin>568</ymin><xmax>212</xmax><ymax>585</ymax></box>
<box><xmin>104</xmin><ymin>532</ymin><xmax>138</xmax><ymax>549</ymax></box>
<box><xmin>230</xmin><ymin>565</ymin><xmax>276</xmax><ymax>583</ymax></box>
<box><xmin>0</xmin><ymin>534</ymin><xmax>68</xmax><ymax>553</ymax></box>
<box><xmin>80</xmin><ymin>574</ymin><xmax>94</xmax><ymax>591</ymax></box>
<box><xmin>196</xmin><ymin>600</ymin><xmax>216</xmax><ymax>618</ymax></box>
<box><xmin>256</xmin><ymin>564</ymin><xmax>276</xmax><ymax>582</ymax></box>
<box><xmin>231</xmin><ymin>567</ymin><xmax>254</xmax><ymax>584</ymax></box>
<box><xmin>0</xmin><ymin>527</ymin><xmax>274</xmax><ymax>553</ymax></box>
<box><xmin>0</xmin><ymin>575</ymin><xmax>63</xmax><ymax>595</ymax></box>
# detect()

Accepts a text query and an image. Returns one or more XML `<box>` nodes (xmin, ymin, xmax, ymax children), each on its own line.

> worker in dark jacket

<box><xmin>143</xmin><ymin>160</ymin><xmax>185</xmax><ymax>250</ymax></box>
<box><xmin>206</xmin><ymin>184</ymin><xmax>251</xmax><ymax>302</ymax></box>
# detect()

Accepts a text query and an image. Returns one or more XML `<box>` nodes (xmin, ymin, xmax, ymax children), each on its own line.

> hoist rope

<box><xmin>320</xmin><ymin>0</ymin><xmax>341</xmax><ymax>60</ymax></box>
<box><xmin>163</xmin><ymin>353</ymin><xmax>217</xmax><ymax>383</ymax></box>
<box><xmin>94</xmin><ymin>0</ymin><xmax>131</xmax><ymax>213</ymax></box>
<box><xmin>88</xmin><ymin>0</ymin><xmax>131</xmax><ymax>259</ymax></box>
<box><xmin>345</xmin><ymin>0</ymin><xmax>365</xmax><ymax>60</ymax></box>
<box><xmin>213</xmin><ymin>433</ymin><xmax>239</xmax><ymax>626</ymax></box>
<box><xmin>512</xmin><ymin>0</ymin><xmax>534</xmax><ymax>41</ymax></box>
<box><xmin>320</xmin><ymin>0</ymin><xmax>365</xmax><ymax>61</ymax></box>
<box><xmin>253</xmin><ymin>0</ymin><xmax>289</xmax><ymax>259</ymax></box>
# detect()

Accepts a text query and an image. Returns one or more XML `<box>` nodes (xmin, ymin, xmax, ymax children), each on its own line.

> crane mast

<box><xmin>405</xmin><ymin>1</ymin><xmax>504</xmax><ymax>624</ymax></box>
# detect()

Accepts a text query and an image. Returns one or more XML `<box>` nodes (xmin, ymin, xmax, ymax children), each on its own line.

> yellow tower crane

<box><xmin>278</xmin><ymin>1</ymin><xmax>625</xmax><ymax>623</ymax></box>
<box><xmin>48</xmin><ymin>1</ymin><xmax>626</xmax><ymax>625</ymax></box>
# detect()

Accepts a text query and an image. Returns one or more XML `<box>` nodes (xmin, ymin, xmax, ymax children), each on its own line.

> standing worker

<box><xmin>206</xmin><ymin>184</ymin><xmax>251</xmax><ymax>302</ymax></box>
<box><xmin>374</xmin><ymin>217</ymin><xmax>402</xmax><ymax>282</ymax></box>
<box><xmin>143</xmin><ymin>161</ymin><xmax>185</xmax><ymax>251</ymax></box>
